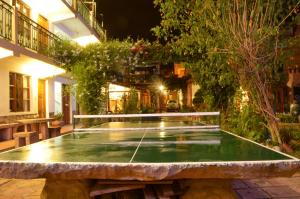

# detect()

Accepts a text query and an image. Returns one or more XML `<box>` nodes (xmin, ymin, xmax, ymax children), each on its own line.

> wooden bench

<box><xmin>48</xmin><ymin>126</ymin><xmax>61</xmax><ymax>138</ymax></box>
<box><xmin>0</xmin><ymin>123</ymin><xmax>19</xmax><ymax>141</ymax></box>
<box><xmin>13</xmin><ymin>132</ymin><xmax>39</xmax><ymax>148</ymax></box>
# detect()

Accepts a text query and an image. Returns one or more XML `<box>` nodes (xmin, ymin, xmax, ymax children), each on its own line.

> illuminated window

<box><xmin>9</xmin><ymin>72</ymin><xmax>30</xmax><ymax>112</ymax></box>
<box><xmin>15</xmin><ymin>0</ymin><xmax>30</xmax><ymax>17</ymax></box>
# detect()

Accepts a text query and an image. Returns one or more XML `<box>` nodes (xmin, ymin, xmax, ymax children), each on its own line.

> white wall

<box><xmin>46</xmin><ymin>78</ymin><xmax>55</xmax><ymax>115</ymax></box>
<box><xmin>52</xmin><ymin>25</ymin><xmax>72</xmax><ymax>39</ymax></box>
<box><xmin>0</xmin><ymin>59</ymin><xmax>39</xmax><ymax>116</ymax></box>
<box><xmin>54</xmin><ymin>81</ymin><xmax>62</xmax><ymax>114</ymax></box>
<box><xmin>0</xmin><ymin>56</ymin><xmax>75</xmax><ymax>120</ymax></box>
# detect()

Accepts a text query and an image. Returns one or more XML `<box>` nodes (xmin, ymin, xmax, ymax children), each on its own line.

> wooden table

<box><xmin>0</xmin><ymin>123</ymin><xmax>20</xmax><ymax>141</ymax></box>
<box><xmin>17</xmin><ymin>118</ymin><xmax>54</xmax><ymax>140</ymax></box>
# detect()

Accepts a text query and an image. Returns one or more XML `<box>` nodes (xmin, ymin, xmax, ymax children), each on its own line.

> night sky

<box><xmin>95</xmin><ymin>0</ymin><xmax>161</xmax><ymax>41</ymax></box>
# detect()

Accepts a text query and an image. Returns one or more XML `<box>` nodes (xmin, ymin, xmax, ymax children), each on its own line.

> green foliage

<box><xmin>180</xmin><ymin>105</ymin><xmax>195</xmax><ymax>112</ymax></box>
<box><xmin>225</xmin><ymin>91</ymin><xmax>268</xmax><ymax>142</ymax></box>
<box><xmin>73</xmin><ymin>62</ymin><xmax>107</xmax><ymax>114</ymax></box>
<box><xmin>153</xmin><ymin>0</ymin><xmax>300</xmax><ymax>143</ymax></box>
<box><xmin>226</xmin><ymin>105</ymin><xmax>268</xmax><ymax>143</ymax></box>
<box><xmin>186</xmin><ymin>59</ymin><xmax>238</xmax><ymax>110</ymax></box>
<box><xmin>165</xmin><ymin>74</ymin><xmax>188</xmax><ymax>91</ymax></box>
<box><xmin>140</xmin><ymin>105</ymin><xmax>155</xmax><ymax>113</ymax></box>
<box><xmin>51</xmin><ymin>39</ymin><xmax>133</xmax><ymax>114</ymax></box>
<box><xmin>53</xmin><ymin>112</ymin><xmax>63</xmax><ymax>121</ymax></box>
<box><xmin>277</xmin><ymin>113</ymin><xmax>298</xmax><ymax>123</ymax></box>
<box><xmin>280</xmin><ymin>128</ymin><xmax>300</xmax><ymax>145</ymax></box>
<box><xmin>192</xmin><ymin>89</ymin><xmax>204</xmax><ymax>106</ymax></box>
<box><xmin>123</xmin><ymin>88</ymin><xmax>140</xmax><ymax>114</ymax></box>
<box><xmin>50</xmin><ymin>39</ymin><xmax>82</xmax><ymax>70</ymax></box>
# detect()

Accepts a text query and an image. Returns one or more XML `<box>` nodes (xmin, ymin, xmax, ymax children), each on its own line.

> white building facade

<box><xmin>0</xmin><ymin>0</ymin><xmax>105</xmax><ymax>124</ymax></box>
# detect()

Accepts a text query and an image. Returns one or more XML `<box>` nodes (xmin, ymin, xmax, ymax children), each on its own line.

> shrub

<box><xmin>276</xmin><ymin>113</ymin><xmax>297</xmax><ymax>123</ymax></box>
<box><xmin>226</xmin><ymin>105</ymin><xmax>268</xmax><ymax>143</ymax></box>
<box><xmin>123</xmin><ymin>88</ymin><xmax>139</xmax><ymax>114</ymax></box>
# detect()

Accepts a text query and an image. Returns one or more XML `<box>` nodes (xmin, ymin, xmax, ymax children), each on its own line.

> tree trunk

<box><xmin>246</xmin><ymin>67</ymin><xmax>282</xmax><ymax>145</ymax></box>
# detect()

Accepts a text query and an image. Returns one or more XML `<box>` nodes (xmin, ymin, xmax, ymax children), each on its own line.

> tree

<box><xmin>51</xmin><ymin>39</ymin><xmax>133</xmax><ymax>114</ymax></box>
<box><xmin>153</xmin><ymin>0</ymin><xmax>300</xmax><ymax>144</ymax></box>
<box><xmin>123</xmin><ymin>88</ymin><xmax>140</xmax><ymax>114</ymax></box>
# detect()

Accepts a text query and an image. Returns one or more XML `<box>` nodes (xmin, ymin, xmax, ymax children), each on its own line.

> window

<box><xmin>15</xmin><ymin>0</ymin><xmax>30</xmax><ymax>17</ymax></box>
<box><xmin>9</xmin><ymin>72</ymin><xmax>30</xmax><ymax>112</ymax></box>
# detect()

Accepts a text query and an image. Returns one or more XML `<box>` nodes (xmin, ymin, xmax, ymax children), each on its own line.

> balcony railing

<box><xmin>76</xmin><ymin>0</ymin><xmax>91</xmax><ymax>27</ymax></box>
<box><xmin>17</xmin><ymin>12</ymin><xmax>60</xmax><ymax>57</ymax></box>
<box><xmin>92</xmin><ymin>16</ymin><xmax>105</xmax><ymax>40</ymax></box>
<box><xmin>0</xmin><ymin>0</ymin><xmax>12</xmax><ymax>40</ymax></box>
<box><xmin>76</xmin><ymin>0</ymin><xmax>105</xmax><ymax>40</ymax></box>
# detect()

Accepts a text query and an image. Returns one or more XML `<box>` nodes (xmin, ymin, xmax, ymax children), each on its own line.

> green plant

<box><xmin>153</xmin><ymin>0</ymin><xmax>300</xmax><ymax>144</ymax></box>
<box><xmin>140</xmin><ymin>105</ymin><xmax>155</xmax><ymax>113</ymax></box>
<box><xmin>180</xmin><ymin>105</ymin><xmax>195</xmax><ymax>113</ymax></box>
<box><xmin>276</xmin><ymin>113</ymin><xmax>297</xmax><ymax>123</ymax></box>
<box><xmin>123</xmin><ymin>88</ymin><xmax>140</xmax><ymax>114</ymax></box>
<box><xmin>226</xmin><ymin>103</ymin><xmax>268</xmax><ymax>143</ymax></box>
<box><xmin>51</xmin><ymin>39</ymin><xmax>134</xmax><ymax>114</ymax></box>
<box><xmin>53</xmin><ymin>112</ymin><xmax>63</xmax><ymax>121</ymax></box>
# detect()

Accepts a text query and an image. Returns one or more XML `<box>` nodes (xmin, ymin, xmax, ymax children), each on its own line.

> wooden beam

<box><xmin>90</xmin><ymin>184</ymin><xmax>145</xmax><ymax>197</ymax></box>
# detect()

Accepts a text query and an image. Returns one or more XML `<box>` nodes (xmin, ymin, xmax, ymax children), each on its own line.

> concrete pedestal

<box><xmin>41</xmin><ymin>179</ymin><xmax>92</xmax><ymax>199</ymax></box>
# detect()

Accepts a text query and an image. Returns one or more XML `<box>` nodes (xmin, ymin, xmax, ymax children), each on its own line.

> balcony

<box><xmin>17</xmin><ymin>12</ymin><xmax>60</xmax><ymax>57</ymax></box>
<box><xmin>0</xmin><ymin>0</ymin><xmax>61</xmax><ymax>60</ymax></box>
<box><xmin>16</xmin><ymin>0</ymin><xmax>104</xmax><ymax>44</ymax></box>
<box><xmin>92</xmin><ymin>15</ymin><xmax>106</xmax><ymax>41</ymax></box>
<box><xmin>0</xmin><ymin>0</ymin><xmax>13</xmax><ymax>40</ymax></box>
<box><xmin>76</xmin><ymin>0</ymin><xmax>105</xmax><ymax>40</ymax></box>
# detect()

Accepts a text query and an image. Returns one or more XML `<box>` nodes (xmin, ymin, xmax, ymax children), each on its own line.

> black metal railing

<box><xmin>0</xmin><ymin>0</ymin><xmax>12</xmax><ymax>40</ymax></box>
<box><xmin>76</xmin><ymin>0</ymin><xmax>105</xmax><ymax>40</ymax></box>
<box><xmin>17</xmin><ymin>12</ymin><xmax>60</xmax><ymax>57</ymax></box>
<box><xmin>77</xmin><ymin>0</ymin><xmax>91</xmax><ymax>27</ymax></box>
<box><xmin>92</xmin><ymin>16</ymin><xmax>106</xmax><ymax>40</ymax></box>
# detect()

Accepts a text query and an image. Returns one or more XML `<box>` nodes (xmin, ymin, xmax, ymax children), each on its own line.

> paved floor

<box><xmin>233</xmin><ymin>172</ymin><xmax>300</xmax><ymax>199</ymax></box>
<box><xmin>0</xmin><ymin>125</ymin><xmax>299</xmax><ymax>198</ymax></box>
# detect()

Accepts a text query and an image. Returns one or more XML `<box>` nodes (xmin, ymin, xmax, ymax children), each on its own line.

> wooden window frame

<box><xmin>9</xmin><ymin>72</ymin><xmax>31</xmax><ymax>112</ymax></box>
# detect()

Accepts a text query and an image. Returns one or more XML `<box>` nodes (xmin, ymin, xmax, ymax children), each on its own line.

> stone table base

<box><xmin>40</xmin><ymin>178</ymin><xmax>238</xmax><ymax>199</ymax></box>
<box><xmin>41</xmin><ymin>179</ymin><xmax>93</xmax><ymax>199</ymax></box>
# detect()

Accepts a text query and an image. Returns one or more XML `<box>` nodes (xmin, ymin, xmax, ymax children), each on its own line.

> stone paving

<box><xmin>0</xmin><ymin>178</ymin><xmax>45</xmax><ymax>199</ymax></box>
<box><xmin>233</xmin><ymin>172</ymin><xmax>300</xmax><ymax>199</ymax></box>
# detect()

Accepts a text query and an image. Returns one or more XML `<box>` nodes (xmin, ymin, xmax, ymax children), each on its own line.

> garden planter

<box><xmin>51</xmin><ymin>120</ymin><xmax>64</xmax><ymax>127</ymax></box>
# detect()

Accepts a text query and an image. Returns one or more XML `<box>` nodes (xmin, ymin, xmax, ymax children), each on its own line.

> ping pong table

<box><xmin>0</xmin><ymin>113</ymin><xmax>299</xmax><ymax>198</ymax></box>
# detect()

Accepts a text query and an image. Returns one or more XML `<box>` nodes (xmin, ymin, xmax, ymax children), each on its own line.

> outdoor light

<box><xmin>22</xmin><ymin>0</ymin><xmax>74</xmax><ymax>22</ymax></box>
<box><xmin>21</xmin><ymin>60</ymin><xmax>65</xmax><ymax>78</ymax></box>
<box><xmin>159</xmin><ymin>85</ymin><xmax>164</xmax><ymax>91</ymax></box>
<box><xmin>73</xmin><ymin>35</ymin><xmax>99</xmax><ymax>46</ymax></box>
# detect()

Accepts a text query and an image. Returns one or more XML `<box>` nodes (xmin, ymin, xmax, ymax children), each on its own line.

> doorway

<box><xmin>62</xmin><ymin>84</ymin><xmax>70</xmax><ymax>124</ymax></box>
<box><xmin>38</xmin><ymin>79</ymin><xmax>46</xmax><ymax>118</ymax></box>
<box><xmin>37</xmin><ymin>15</ymin><xmax>49</xmax><ymax>52</ymax></box>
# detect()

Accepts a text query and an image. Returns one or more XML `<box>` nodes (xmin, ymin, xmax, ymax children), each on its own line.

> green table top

<box><xmin>0</xmin><ymin>122</ymin><xmax>293</xmax><ymax>163</ymax></box>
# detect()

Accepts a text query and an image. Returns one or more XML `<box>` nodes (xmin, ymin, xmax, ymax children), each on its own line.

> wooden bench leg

<box><xmin>14</xmin><ymin>132</ymin><xmax>39</xmax><ymax>148</ymax></box>
<box><xmin>14</xmin><ymin>136</ymin><xmax>26</xmax><ymax>148</ymax></box>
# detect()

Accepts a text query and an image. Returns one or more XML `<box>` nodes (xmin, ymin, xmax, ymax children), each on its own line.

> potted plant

<box><xmin>51</xmin><ymin>112</ymin><xmax>64</xmax><ymax>127</ymax></box>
